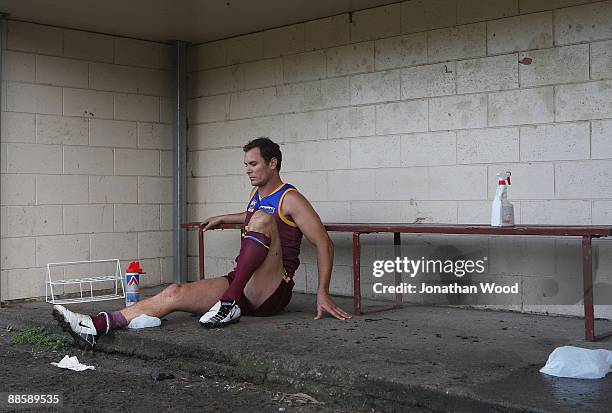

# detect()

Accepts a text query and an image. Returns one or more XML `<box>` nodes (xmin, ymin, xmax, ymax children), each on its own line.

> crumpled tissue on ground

<box><xmin>51</xmin><ymin>355</ymin><xmax>95</xmax><ymax>371</ymax></box>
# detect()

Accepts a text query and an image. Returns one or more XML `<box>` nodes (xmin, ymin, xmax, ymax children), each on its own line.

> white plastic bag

<box><xmin>127</xmin><ymin>314</ymin><xmax>161</xmax><ymax>330</ymax></box>
<box><xmin>540</xmin><ymin>346</ymin><xmax>612</xmax><ymax>379</ymax></box>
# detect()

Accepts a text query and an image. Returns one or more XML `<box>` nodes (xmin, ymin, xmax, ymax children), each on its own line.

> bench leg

<box><xmin>198</xmin><ymin>229</ymin><xmax>205</xmax><ymax>280</ymax></box>
<box><xmin>583</xmin><ymin>235</ymin><xmax>595</xmax><ymax>341</ymax></box>
<box><xmin>353</xmin><ymin>232</ymin><xmax>361</xmax><ymax>315</ymax></box>
<box><xmin>583</xmin><ymin>235</ymin><xmax>612</xmax><ymax>341</ymax></box>
<box><xmin>394</xmin><ymin>232</ymin><xmax>403</xmax><ymax>308</ymax></box>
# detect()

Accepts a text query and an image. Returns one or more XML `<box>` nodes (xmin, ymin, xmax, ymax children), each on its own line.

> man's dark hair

<box><xmin>243</xmin><ymin>137</ymin><xmax>282</xmax><ymax>171</ymax></box>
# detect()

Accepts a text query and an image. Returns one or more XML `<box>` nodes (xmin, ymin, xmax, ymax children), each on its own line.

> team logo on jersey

<box><xmin>259</xmin><ymin>205</ymin><xmax>276</xmax><ymax>214</ymax></box>
<box><xmin>247</xmin><ymin>199</ymin><xmax>257</xmax><ymax>212</ymax></box>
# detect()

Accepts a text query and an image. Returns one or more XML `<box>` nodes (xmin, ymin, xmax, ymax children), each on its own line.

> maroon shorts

<box><xmin>223</xmin><ymin>271</ymin><xmax>294</xmax><ymax>317</ymax></box>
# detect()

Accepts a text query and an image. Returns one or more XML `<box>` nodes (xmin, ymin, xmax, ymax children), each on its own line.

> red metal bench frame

<box><xmin>182</xmin><ymin>222</ymin><xmax>612</xmax><ymax>341</ymax></box>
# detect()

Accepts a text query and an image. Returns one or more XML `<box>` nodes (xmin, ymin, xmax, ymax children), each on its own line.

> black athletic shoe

<box><xmin>52</xmin><ymin>305</ymin><xmax>98</xmax><ymax>350</ymax></box>
<box><xmin>199</xmin><ymin>300</ymin><xmax>241</xmax><ymax>328</ymax></box>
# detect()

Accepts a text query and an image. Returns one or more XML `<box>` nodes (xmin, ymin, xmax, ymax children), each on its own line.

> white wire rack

<box><xmin>46</xmin><ymin>259</ymin><xmax>125</xmax><ymax>305</ymax></box>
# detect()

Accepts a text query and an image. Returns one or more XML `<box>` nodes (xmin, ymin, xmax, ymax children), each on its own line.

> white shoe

<box><xmin>52</xmin><ymin>305</ymin><xmax>98</xmax><ymax>349</ymax></box>
<box><xmin>199</xmin><ymin>300</ymin><xmax>241</xmax><ymax>328</ymax></box>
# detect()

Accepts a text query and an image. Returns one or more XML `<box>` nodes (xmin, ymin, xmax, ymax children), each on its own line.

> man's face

<box><xmin>244</xmin><ymin>147</ymin><xmax>276</xmax><ymax>186</ymax></box>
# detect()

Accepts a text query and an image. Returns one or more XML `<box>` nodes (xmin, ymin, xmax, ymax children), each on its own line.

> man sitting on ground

<box><xmin>53</xmin><ymin>137</ymin><xmax>351</xmax><ymax>349</ymax></box>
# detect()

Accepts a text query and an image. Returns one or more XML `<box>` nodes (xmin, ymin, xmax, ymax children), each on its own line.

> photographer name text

<box><xmin>373</xmin><ymin>282</ymin><xmax>519</xmax><ymax>294</ymax></box>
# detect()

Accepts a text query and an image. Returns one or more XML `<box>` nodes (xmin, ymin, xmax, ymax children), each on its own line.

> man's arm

<box><xmin>282</xmin><ymin>191</ymin><xmax>351</xmax><ymax>320</ymax></box>
<box><xmin>202</xmin><ymin>212</ymin><xmax>246</xmax><ymax>231</ymax></box>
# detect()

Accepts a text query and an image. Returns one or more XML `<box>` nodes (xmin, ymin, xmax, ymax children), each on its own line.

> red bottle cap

<box><xmin>126</xmin><ymin>261</ymin><xmax>145</xmax><ymax>274</ymax></box>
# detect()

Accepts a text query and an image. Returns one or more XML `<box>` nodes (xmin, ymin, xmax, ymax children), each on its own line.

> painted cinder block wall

<box><xmin>1</xmin><ymin>0</ymin><xmax>611</xmax><ymax>319</ymax></box>
<box><xmin>0</xmin><ymin>21</ymin><xmax>174</xmax><ymax>300</ymax></box>
<box><xmin>186</xmin><ymin>0</ymin><xmax>612</xmax><ymax>318</ymax></box>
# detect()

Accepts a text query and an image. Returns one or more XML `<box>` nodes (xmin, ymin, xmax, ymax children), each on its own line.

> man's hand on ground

<box><xmin>315</xmin><ymin>291</ymin><xmax>352</xmax><ymax>321</ymax></box>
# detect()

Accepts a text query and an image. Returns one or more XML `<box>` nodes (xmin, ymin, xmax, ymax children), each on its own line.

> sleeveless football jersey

<box><xmin>242</xmin><ymin>183</ymin><xmax>303</xmax><ymax>276</ymax></box>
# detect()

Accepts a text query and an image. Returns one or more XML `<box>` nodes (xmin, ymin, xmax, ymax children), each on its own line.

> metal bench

<box><xmin>182</xmin><ymin>222</ymin><xmax>612</xmax><ymax>341</ymax></box>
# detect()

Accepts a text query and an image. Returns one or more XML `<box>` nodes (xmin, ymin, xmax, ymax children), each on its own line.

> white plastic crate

<box><xmin>46</xmin><ymin>259</ymin><xmax>125</xmax><ymax>304</ymax></box>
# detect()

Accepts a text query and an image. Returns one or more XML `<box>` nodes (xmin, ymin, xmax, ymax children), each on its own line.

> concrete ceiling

<box><xmin>0</xmin><ymin>0</ymin><xmax>400</xmax><ymax>44</ymax></box>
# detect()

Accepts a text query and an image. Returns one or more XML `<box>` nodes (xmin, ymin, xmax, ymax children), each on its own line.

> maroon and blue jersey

<box><xmin>242</xmin><ymin>183</ymin><xmax>303</xmax><ymax>276</ymax></box>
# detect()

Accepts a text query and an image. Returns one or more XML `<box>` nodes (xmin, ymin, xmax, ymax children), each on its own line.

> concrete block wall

<box><xmin>187</xmin><ymin>0</ymin><xmax>612</xmax><ymax>318</ymax></box>
<box><xmin>1</xmin><ymin>21</ymin><xmax>174</xmax><ymax>300</ymax></box>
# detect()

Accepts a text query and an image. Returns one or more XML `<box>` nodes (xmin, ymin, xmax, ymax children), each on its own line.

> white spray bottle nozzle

<box><xmin>496</xmin><ymin>171</ymin><xmax>511</xmax><ymax>185</ymax></box>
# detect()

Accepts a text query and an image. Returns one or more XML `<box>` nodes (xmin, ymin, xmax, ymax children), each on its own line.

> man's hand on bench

<box><xmin>202</xmin><ymin>216</ymin><xmax>224</xmax><ymax>231</ymax></box>
<box><xmin>315</xmin><ymin>291</ymin><xmax>352</xmax><ymax>321</ymax></box>
<box><xmin>202</xmin><ymin>212</ymin><xmax>247</xmax><ymax>231</ymax></box>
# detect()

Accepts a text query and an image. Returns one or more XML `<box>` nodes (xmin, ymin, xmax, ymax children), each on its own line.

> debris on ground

<box><xmin>540</xmin><ymin>346</ymin><xmax>612</xmax><ymax>379</ymax></box>
<box><xmin>149</xmin><ymin>370</ymin><xmax>175</xmax><ymax>381</ymax></box>
<box><xmin>272</xmin><ymin>392</ymin><xmax>324</xmax><ymax>405</ymax></box>
<box><xmin>51</xmin><ymin>355</ymin><xmax>95</xmax><ymax>371</ymax></box>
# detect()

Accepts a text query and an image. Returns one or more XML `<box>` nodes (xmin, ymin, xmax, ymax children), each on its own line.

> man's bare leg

<box><xmin>119</xmin><ymin>276</ymin><xmax>229</xmax><ymax>323</ymax></box>
<box><xmin>52</xmin><ymin>277</ymin><xmax>229</xmax><ymax>349</ymax></box>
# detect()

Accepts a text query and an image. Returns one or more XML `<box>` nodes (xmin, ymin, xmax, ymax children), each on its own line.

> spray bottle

<box><xmin>491</xmin><ymin>171</ymin><xmax>514</xmax><ymax>227</ymax></box>
<box><xmin>125</xmin><ymin>261</ymin><xmax>145</xmax><ymax>307</ymax></box>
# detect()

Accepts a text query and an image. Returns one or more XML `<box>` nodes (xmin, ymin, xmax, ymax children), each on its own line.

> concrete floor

<box><xmin>1</xmin><ymin>287</ymin><xmax>611</xmax><ymax>412</ymax></box>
